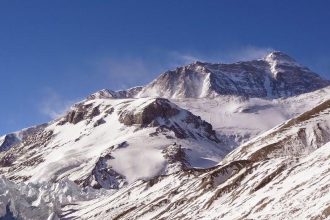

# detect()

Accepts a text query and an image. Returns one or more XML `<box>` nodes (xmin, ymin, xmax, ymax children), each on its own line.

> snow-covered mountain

<box><xmin>84</xmin><ymin>52</ymin><xmax>330</xmax><ymax>100</ymax></box>
<box><xmin>60</xmin><ymin>98</ymin><xmax>330</xmax><ymax>220</ymax></box>
<box><xmin>0</xmin><ymin>97</ymin><xmax>228</xmax><ymax>190</ymax></box>
<box><xmin>116</xmin><ymin>51</ymin><xmax>328</xmax><ymax>99</ymax></box>
<box><xmin>2</xmin><ymin>96</ymin><xmax>330</xmax><ymax>220</ymax></box>
<box><xmin>1</xmin><ymin>51</ymin><xmax>330</xmax><ymax>219</ymax></box>
<box><xmin>178</xmin><ymin>86</ymin><xmax>330</xmax><ymax>149</ymax></box>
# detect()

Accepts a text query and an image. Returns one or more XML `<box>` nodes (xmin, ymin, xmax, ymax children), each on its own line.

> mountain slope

<box><xmin>0</xmin><ymin>97</ymin><xmax>228</xmax><ymax>189</ymax></box>
<box><xmin>59</xmin><ymin>98</ymin><xmax>330</xmax><ymax>220</ymax></box>
<box><xmin>223</xmin><ymin>99</ymin><xmax>330</xmax><ymax>163</ymax></box>
<box><xmin>174</xmin><ymin>86</ymin><xmax>330</xmax><ymax>149</ymax></box>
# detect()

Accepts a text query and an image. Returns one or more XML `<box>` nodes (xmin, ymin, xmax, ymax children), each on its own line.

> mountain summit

<box><xmin>100</xmin><ymin>51</ymin><xmax>329</xmax><ymax>99</ymax></box>
<box><xmin>264</xmin><ymin>51</ymin><xmax>298</xmax><ymax>64</ymax></box>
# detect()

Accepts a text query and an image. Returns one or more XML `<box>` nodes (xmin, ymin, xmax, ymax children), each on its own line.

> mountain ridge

<box><xmin>88</xmin><ymin>51</ymin><xmax>329</xmax><ymax>100</ymax></box>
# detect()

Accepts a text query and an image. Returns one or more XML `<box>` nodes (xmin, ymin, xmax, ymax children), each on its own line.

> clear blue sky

<box><xmin>1</xmin><ymin>0</ymin><xmax>330</xmax><ymax>134</ymax></box>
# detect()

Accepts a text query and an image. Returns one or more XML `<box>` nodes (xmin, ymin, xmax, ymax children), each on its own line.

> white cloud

<box><xmin>39</xmin><ymin>89</ymin><xmax>75</xmax><ymax>119</ymax></box>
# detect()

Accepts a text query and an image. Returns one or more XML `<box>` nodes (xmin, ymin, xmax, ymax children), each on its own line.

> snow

<box><xmin>1</xmin><ymin>90</ymin><xmax>330</xmax><ymax>219</ymax></box>
<box><xmin>0</xmin><ymin>176</ymin><xmax>108</xmax><ymax>220</ymax></box>
<box><xmin>1</xmin><ymin>52</ymin><xmax>330</xmax><ymax>219</ymax></box>
<box><xmin>109</xmin><ymin>146</ymin><xmax>165</xmax><ymax>182</ymax></box>
<box><xmin>3</xmin><ymin>86</ymin><xmax>329</xmax><ymax>188</ymax></box>
<box><xmin>0</xmin><ymin>136</ymin><xmax>5</xmax><ymax>146</ymax></box>
<box><xmin>0</xmin><ymin>97</ymin><xmax>227</xmax><ymax>187</ymax></box>
<box><xmin>173</xmin><ymin>86</ymin><xmax>330</xmax><ymax>149</ymax></box>
<box><xmin>265</xmin><ymin>51</ymin><xmax>301</xmax><ymax>78</ymax></box>
<box><xmin>56</xmin><ymin>140</ymin><xmax>330</xmax><ymax>220</ymax></box>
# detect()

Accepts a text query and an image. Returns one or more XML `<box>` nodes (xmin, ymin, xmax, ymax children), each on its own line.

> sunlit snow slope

<box><xmin>60</xmin><ymin>99</ymin><xmax>330</xmax><ymax>220</ymax></box>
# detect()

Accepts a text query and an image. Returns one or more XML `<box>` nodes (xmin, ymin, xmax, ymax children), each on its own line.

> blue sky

<box><xmin>1</xmin><ymin>0</ymin><xmax>330</xmax><ymax>134</ymax></box>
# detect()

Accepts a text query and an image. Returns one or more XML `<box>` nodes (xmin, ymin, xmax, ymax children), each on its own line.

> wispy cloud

<box><xmin>95</xmin><ymin>57</ymin><xmax>155</xmax><ymax>90</ymax></box>
<box><xmin>39</xmin><ymin>89</ymin><xmax>75</xmax><ymax>119</ymax></box>
<box><xmin>169</xmin><ymin>46</ymin><xmax>274</xmax><ymax>64</ymax></box>
<box><xmin>93</xmin><ymin>52</ymin><xmax>201</xmax><ymax>90</ymax></box>
<box><xmin>222</xmin><ymin>46</ymin><xmax>274</xmax><ymax>62</ymax></box>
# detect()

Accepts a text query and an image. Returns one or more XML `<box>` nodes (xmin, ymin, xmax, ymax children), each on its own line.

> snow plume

<box><xmin>94</xmin><ymin>52</ymin><xmax>201</xmax><ymax>90</ymax></box>
<box><xmin>167</xmin><ymin>46</ymin><xmax>274</xmax><ymax>64</ymax></box>
<box><xmin>225</xmin><ymin>45</ymin><xmax>274</xmax><ymax>62</ymax></box>
<box><xmin>109</xmin><ymin>146</ymin><xmax>166</xmax><ymax>183</ymax></box>
<box><xmin>92</xmin><ymin>46</ymin><xmax>274</xmax><ymax>91</ymax></box>
<box><xmin>39</xmin><ymin>89</ymin><xmax>75</xmax><ymax>119</ymax></box>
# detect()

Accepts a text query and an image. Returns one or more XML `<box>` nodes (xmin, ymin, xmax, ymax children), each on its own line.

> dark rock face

<box><xmin>0</xmin><ymin>153</ymin><xmax>15</xmax><ymax>167</ymax></box>
<box><xmin>77</xmin><ymin>150</ymin><xmax>127</xmax><ymax>189</ymax></box>
<box><xmin>0</xmin><ymin>127</ymin><xmax>53</xmax><ymax>180</ymax></box>
<box><xmin>270</xmin><ymin>63</ymin><xmax>328</xmax><ymax>97</ymax></box>
<box><xmin>119</xmin><ymin>98</ymin><xmax>179</xmax><ymax>126</ymax></box>
<box><xmin>119</xmin><ymin>98</ymin><xmax>220</xmax><ymax>143</ymax></box>
<box><xmin>93</xmin><ymin>118</ymin><xmax>106</xmax><ymax>127</ymax></box>
<box><xmin>60</xmin><ymin>104</ymin><xmax>101</xmax><ymax>125</ymax></box>
<box><xmin>0</xmin><ymin>124</ymin><xmax>48</xmax><ymax>153</ymax></box>
<box><xmin>0</xmin><ymin>134</ymin><xmax>20</xmax><ymax>152</ymax></box>
<box><xmin>162</xmin><ymin>144</ymin><xmax>189</xmax><ymax>172</ymax></box>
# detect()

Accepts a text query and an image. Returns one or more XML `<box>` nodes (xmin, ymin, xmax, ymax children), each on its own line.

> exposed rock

<box><xmin>0</xmin><ymin>124</ymin><xmax>47</xmax><ymax>153</ymax></box>
<box><xmin>77</xmin><ymin>152</ymin><xmax>127</xmax><ymax>189</ymax></box>
<box><xmin>93</xmin><ymin>118</ymin><xmax>106</xmax><ymax>127</ymax></box>
<box><xmin>0</xmin><ymin>153</ymin><xmax>15</xmax><ymax>167</ymax></box>
<box><xmin>0</xmin><ymin>134</ymin><xmax>20</xmax><ymax>152</ymax></box>
<box><xmin>60</xmin><ymin>104</ymin><xmax>101</xmax><ymax>125</ymax></box>
<box><xmin>105</xmin><ymin>107</ymin><xmax>114</xmax><ymax>115</ymax></box>
<box><xmin>118</xmin><ymin>98</ymin><xmax>179</xmax><ymax>126</ymax></box>
<box><xmin>162</xmin><ymin>144</ymin><xmax>190</xmax><ymax>173</ymax></box>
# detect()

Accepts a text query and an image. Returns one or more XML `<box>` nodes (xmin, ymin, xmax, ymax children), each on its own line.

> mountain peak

<box><xmin>87</xmin><ymin>52</ymin><xmax>329</xmax><ymax>100</ymax></box>
<box><xmin>264</xmin><ymin>51</ymin><xmax>297</xmax><ymax>64</ymax></box>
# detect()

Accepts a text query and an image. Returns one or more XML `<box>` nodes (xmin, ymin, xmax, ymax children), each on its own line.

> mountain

<box><xmin>178</xmin><ymin>85</ymin><xmax>330</xmax><ymax>148</ymax></box>
<box><xmin>84</xmin><ymin>52</ymin><xmax>330</xmax><ymax>100</ymax></box>
<box><xmin>0</xmin><ymin>97</ymin><xmax>228</xmax><ymax>189</ymax></box>
<box><xmin>1</xmin><ymin>51</ymin><xmax>330</xmax><ymax>219</ymax></box>
<box><xmin>2</xmin><ymin>97</ymin><xmax>330</xmax><ymax>220</ymax></box>
<box><xmin>82</xmin><ymin>51</ymin><xmax>330</xmax><ymax>149</ymax></box>
<box><xmin>61</xmin><ymin>98</ymin><xmax>330</xmax><ymax>220</ymax></box>
<box><xmin>133</xmin><ymin>51</ymin><xmax>329</xmax><ymax>99</ymax></box>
